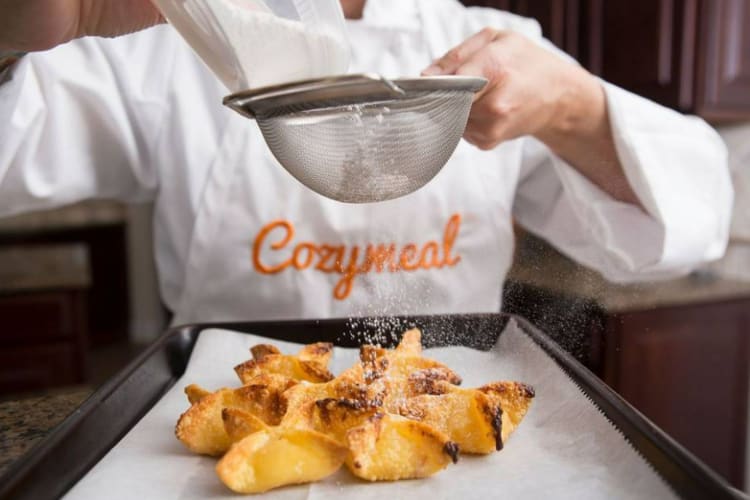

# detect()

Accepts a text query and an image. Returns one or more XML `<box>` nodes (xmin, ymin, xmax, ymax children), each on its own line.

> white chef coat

<box><xmin>0</xmin><ymin>0</ymin><xmax>733</xmax><ymax>325</ymax></box>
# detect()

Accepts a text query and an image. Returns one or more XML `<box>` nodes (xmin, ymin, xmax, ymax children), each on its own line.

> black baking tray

<box><xmin>0</xmin><ymin>313</ymin><xmax>744</xmax><ymax>500</ymax></box>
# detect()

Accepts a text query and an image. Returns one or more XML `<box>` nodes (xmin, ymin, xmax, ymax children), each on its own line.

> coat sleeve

<box><xmin>513</xmin><ymin>85</ymin><xmax>732</xmax><ymax>283</ymax></box>
<box><xmin>459</xmin><ymin>4</ymin><xmax>733</xmax><ymax>281</ymax></box>
<box><xmin>0</xmin><ymin>27</ymin><xmax>179</xmax><ymax>218</ymax></box>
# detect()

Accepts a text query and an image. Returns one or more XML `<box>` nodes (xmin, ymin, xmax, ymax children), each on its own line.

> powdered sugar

<box><xmin>204</xmin><ymin>1</ymin><xmax>350</xmax><ymax>90</ymax></box>
<box><xmin>159</xmin><ymin>0</ymin><xmax>350</xmax><ymax>91</ymax></box>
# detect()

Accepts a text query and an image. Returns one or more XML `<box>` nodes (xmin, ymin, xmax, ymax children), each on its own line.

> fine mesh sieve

<box><xmin>223</xmin><ymin>74</ymin><xmax>487</xmax><ymax>203</ymax></box>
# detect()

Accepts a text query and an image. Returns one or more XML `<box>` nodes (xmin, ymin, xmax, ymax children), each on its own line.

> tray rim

<box><xmin>0</xmin><ymin>313</ymin><xmax>744</xmax><ymax>500</ymax></box>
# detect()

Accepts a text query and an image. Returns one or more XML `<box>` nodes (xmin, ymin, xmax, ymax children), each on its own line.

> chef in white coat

<box><xmin>0</xmin><ymin>0</ymin><xmax>733</xmax><ymax>325</ymax></box>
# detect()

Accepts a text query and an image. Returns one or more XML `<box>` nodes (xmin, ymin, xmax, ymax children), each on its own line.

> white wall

<box><xmin>718</xmin><ymin>123</ymin><xmax>750</xmax><ymax>244</ymax></box>
<box><xmin>707</xmin><ymin>124</ymin><xmax>750</xmax><ymax>281</ymax></box>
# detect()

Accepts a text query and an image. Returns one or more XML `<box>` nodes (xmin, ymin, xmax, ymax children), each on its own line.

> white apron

<box><xmin>171</xmin><ymin>3</ymin><xmax>521</xmax><ymax>325</ymax></box>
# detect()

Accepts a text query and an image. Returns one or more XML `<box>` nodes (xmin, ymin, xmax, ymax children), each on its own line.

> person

<box><xmin>0</xmin><ymin>0</ymin><xmax>733</xmax><ymax>325</ymax></box>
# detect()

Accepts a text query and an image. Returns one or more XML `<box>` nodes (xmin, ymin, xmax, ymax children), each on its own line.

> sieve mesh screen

<box><xmin>258</xmin><ymin>90</ymin><xmax>474</xmax><ymax>203</ymax></box>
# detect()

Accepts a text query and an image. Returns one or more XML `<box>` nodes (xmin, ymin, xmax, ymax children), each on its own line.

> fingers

<box><xmin>422</xmin><ymin>27</ymin><xmax>498</xmax><ymax>76</ymax></box>
<box><xmin>464</xmin><ymin>106</ymin><xmax>510</xmax><ymax>150</ymax></box>
<box><xmin>423</xmin><ymin>29</ymin><xmax>512</xmax><ymax>107</ymax></box>
<box><xmin>460</xmin><ymin>55</ymin><xmax>514</xmax><ymax>149</ymax></box>
<box><xmin>453</xmin><ymin>55</ymin><xmax>498</xmax><ymax>103</ymax></box>
<box><xmin>422</xmin><ymin>29</ymin><xmax>526</xmax><ymax>150</ymax></box>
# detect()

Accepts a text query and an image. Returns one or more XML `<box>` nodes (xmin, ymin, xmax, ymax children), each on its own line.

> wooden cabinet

<box><xmin>460</xmin><ymin>0</ymin><xmax>750</xmax><ymax>120</ymax></box>
<box><xmin>0</xmin><ymin>224</ymin><xmax>129</xmax><ymax>347</ymax></box>
<box><xmin>594</xmin><ymin>0</ymin><xmax>750</xmax><ymax>120</ymax></box>
<box><xmin>0</xmin><ymin>244</ymin><xmax>91</xmax><ymax>395</ymax></box>
<box><xmin>604</xmin><ymin>301</ymin><xmax>750</xmax><ymax>487</ymax></box>
<box><xmin>598</xmin><ymin>0</ymin><xmax>699</xmax><ymax>111</ymax></box>
<box><xmin>461</xmin><ymin>0</ymin><xmax>582</xmax><ymax>57</ymax></box>
<box><xmin>695</xmin><ymin>0</ymin><xmax>750</xmax><ymax>120</ymax></box>
<box><xmin>0</xmin><ymin>291</ymin><xmax>89</xmax><ymax>394</ymax></box>
<box><xmin>0</xmin><ymin>203</ymin><xmax>133</xmax><ymax>395</ymax></box>
<box><xmin>503</xmin><ymin>229</ymin><xmax>750</xmax><ymax>488</ymax></box>
<box><xmin>504</xmin><ymin>280</ymin><xmax>750</xmax><ymax>488</ymax></box>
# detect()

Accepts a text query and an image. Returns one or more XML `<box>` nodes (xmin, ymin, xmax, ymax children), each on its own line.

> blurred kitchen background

<box><xmin>1</xmin><ymin>0</ymin><xmax>750</xmax><ymax>492</ymax></box>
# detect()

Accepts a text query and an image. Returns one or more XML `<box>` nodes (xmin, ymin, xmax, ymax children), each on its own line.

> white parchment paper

<box><xmin>66</xmin><ymin>320</ymin><xmax>677</xmax><ymax>499</ymax></box>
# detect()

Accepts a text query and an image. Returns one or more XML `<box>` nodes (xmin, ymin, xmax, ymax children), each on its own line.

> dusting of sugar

<box><xmin>338</xmin><ymin>272</ymin><xmax>479</xmax><ymax>351</ymax></box>
<box><xmin>343</xmin><ymin>272</ymin><xmax>428</xmax><ymax>346</ymax></box>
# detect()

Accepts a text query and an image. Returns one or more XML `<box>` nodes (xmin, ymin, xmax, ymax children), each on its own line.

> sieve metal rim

<box><xmin>222</xmin><ymin>73</ymin><xmax>487</xmax><ymax>118</ymax></box>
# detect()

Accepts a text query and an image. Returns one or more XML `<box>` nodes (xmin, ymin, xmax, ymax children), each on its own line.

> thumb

<box><xmin>421</xmin><ymin>27</ymin><xmax>497</xmax><ymax>76</ymax></box>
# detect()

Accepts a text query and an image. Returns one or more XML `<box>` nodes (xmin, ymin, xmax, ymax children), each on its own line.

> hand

<box><xmin>0</xmin><ymin>0</ymin><xmax>164</xmax><ymax>51</ymax></box>
<box><xmin>422</xmin><ymin>28</ymin><xmax>605</xmax><ymax>152</ymax></box>
<box><xmin>423</xmin><ymin>28</ymin><xmax>642</xmax><ymax>207</ymax></box>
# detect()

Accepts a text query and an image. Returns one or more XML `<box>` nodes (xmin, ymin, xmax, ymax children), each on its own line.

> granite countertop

<box><xmin>508</xmin><ymin>233</ymin><xmax>750</xmax><ymax>313</ymax></box>
<box><xmin>0</xmin><ymin>200</ymin><xmax>126</xmax><ymax>234</ymax></box>
<box><xmin>0</xmin><ymin>244</ymin><xmax>91</xmax><ymax>294</ymax></box>
<box><xmin>0</xmin><ymin>388</ymin><xmax>93</xmax><ymax>476</ymax></box>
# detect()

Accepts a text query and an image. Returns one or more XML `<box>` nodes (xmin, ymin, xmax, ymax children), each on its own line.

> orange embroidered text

<box><xmin>252</xmin><ymin>214</ymin><xmax>463</xmax><ymax>300</ymax></box>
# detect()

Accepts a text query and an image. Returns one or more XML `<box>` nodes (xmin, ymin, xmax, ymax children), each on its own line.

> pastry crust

<box><xmin>175</xmin><ymin>328</ymin><xmax>534</xmax><ymax>493</ymax></box>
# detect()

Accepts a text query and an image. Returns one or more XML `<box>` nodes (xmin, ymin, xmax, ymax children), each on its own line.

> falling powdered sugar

<box><xmin>341</xmin><ymin>272</ymin><xmax>473</xmax><ymax>350</ymax></box>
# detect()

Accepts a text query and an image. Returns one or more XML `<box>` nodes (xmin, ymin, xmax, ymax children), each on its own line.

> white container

<box><xmin>150</xmin><ymin>0</ymin><xmax>351</xmax><ymax>92</ymax></box>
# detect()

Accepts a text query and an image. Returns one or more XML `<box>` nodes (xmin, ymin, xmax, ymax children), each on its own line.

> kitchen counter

<box><xmin>0</xmin><ymin>388</ymin><xmax>92</xmax><ymax>476</ymax></box>
<box><xmin>0</xmin><ymin>201</ymin><xmax>126</xmax><ymax>235</ymax></box>
<box><xmin>0</xmin><ymin>244</ymin><xmax>90</xmax><ymax>294</ymax></box>
<box><xmin>508</xmin><ymin>232</ymin><xmax>750</xmax><ymax>313</ymax></box>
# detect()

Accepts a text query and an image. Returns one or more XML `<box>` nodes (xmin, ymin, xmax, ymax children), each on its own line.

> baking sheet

<box><xmin>65</xmin><ymin>319</ymin><xmax>677</xmax><ymax>499</ymax></box>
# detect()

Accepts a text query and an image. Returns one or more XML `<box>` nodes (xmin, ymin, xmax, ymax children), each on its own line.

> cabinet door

<box><xmin>459</xmin><ymin>1</ymin><xmax>578</xmax><ymax>57</ymax></box>
<box><xmin>459</xmin><ymin>0</ymin><xmax>699</xmax><ymax>109</ymax></box>
<box><xmin>507</xmin><ymin>0</ymin><xmax>581</xmax><ymax>59</ymax></box>
<box><xmin>0</xmin><ymin>343</ymin><xmax>83</xmax><ymax>394</ymax></box>
<box><xmin>606</xmin><ymin>300</ymin><xmax>750</xmax><ymax>487</ymax></box>
<box><xmin>695</xmin><ymin>0</ymin><xmax>750</xmax><ymax>120</ymax></box>
<box><xmin>0</xmin><ymin>290</ymin><xmax>89</xmax><ymax>394</ymax></box>
<box><xmin>462</xmin><ymin>0</ymin><xmax>750</xmax><ymax>119</ymax></box>
<box><xmin>598</xmin><ymin>0</ymin><xmax>699</xmax><ymax>111</ymax></box>
<box><xmin>0</xmin><ymin>292</ymin><xmax>79</xmax><ymax>344</ymax></box>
